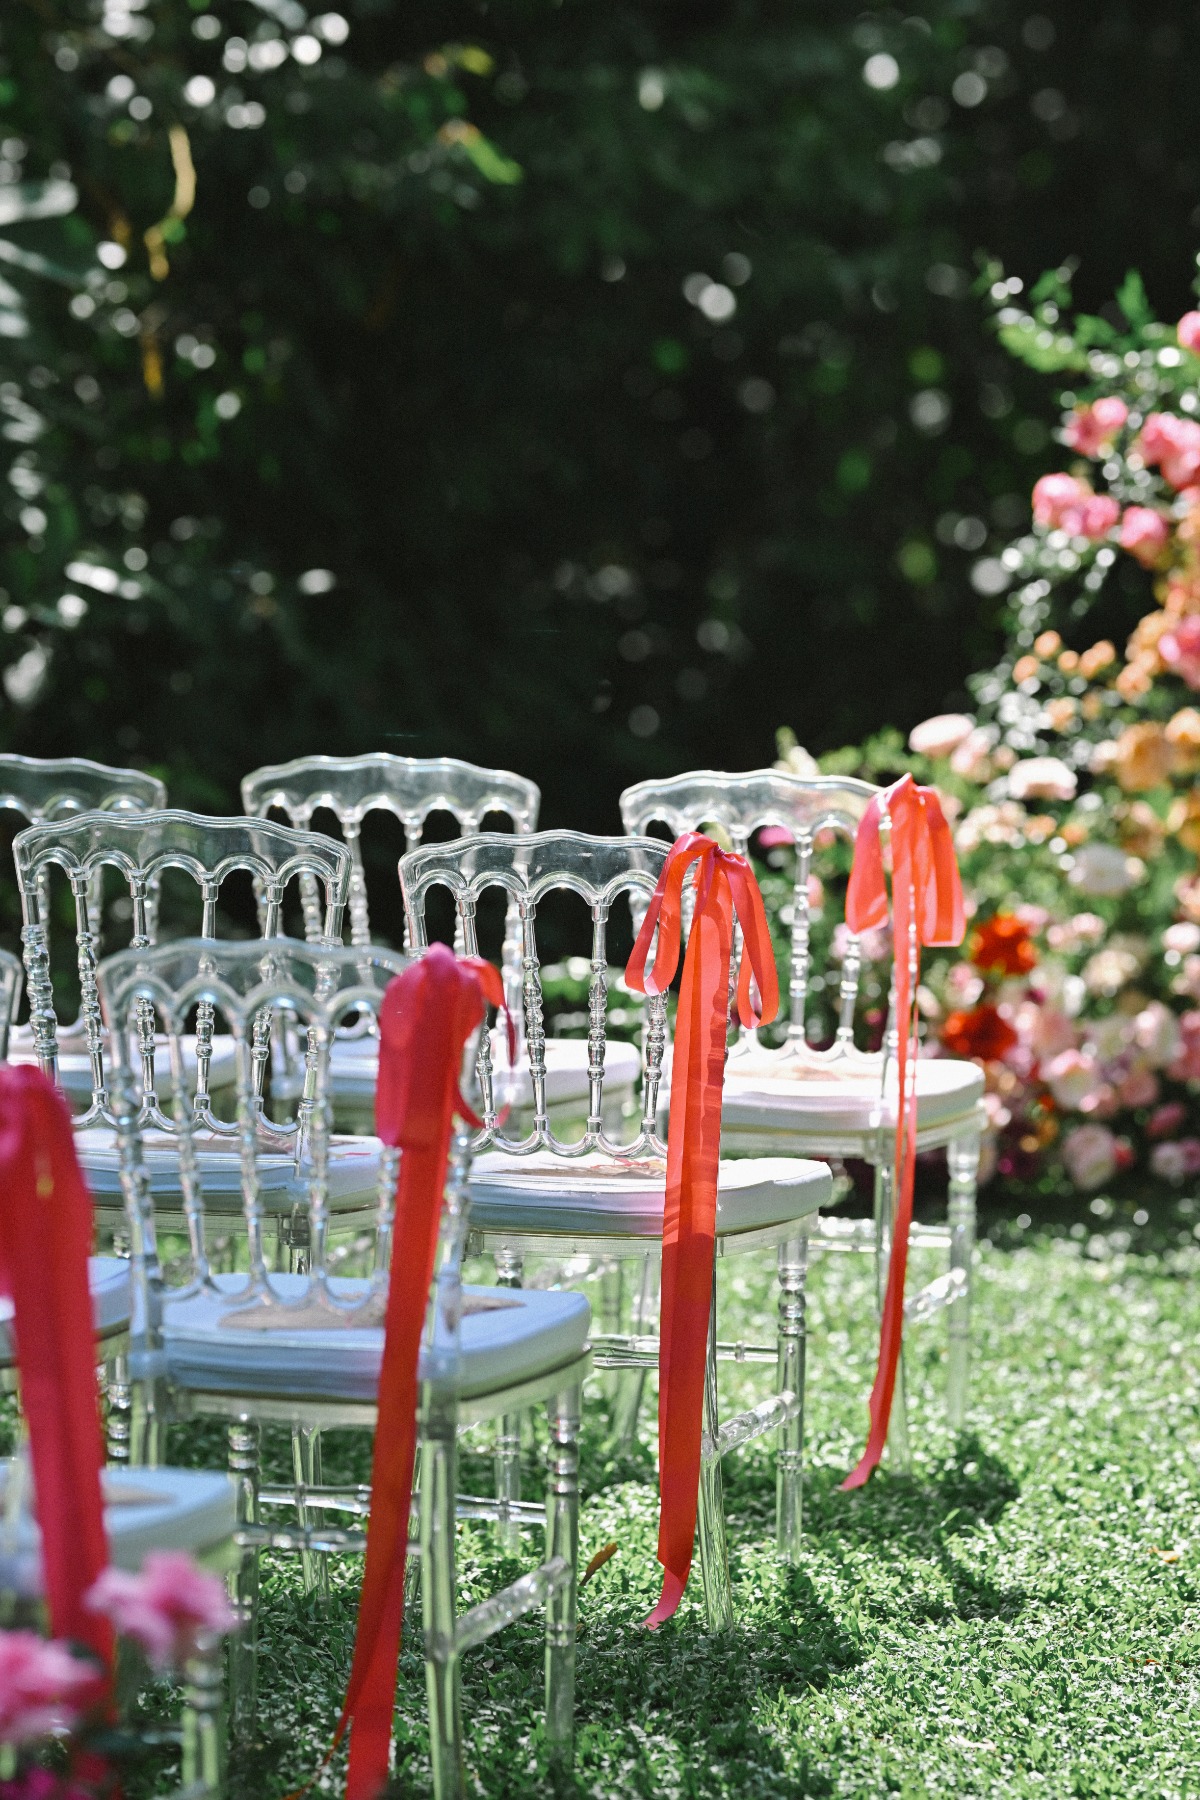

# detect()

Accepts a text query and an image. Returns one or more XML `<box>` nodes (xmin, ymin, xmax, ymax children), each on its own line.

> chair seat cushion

<box><xmin>75</xmin><ymin>1128</ymin><xmax>383</xmax><ymax>1212</ymax></box>
<box><xmin>160</xmin><ymin>1273</ymin><xmax>590</xmax><ymax>1402</ymax></box>
<box><xmin>468</xmin><ymin>1151</ymin><xmax>830</xmax><ymax>1238</ymax></box>
<box><xmin>8</xmin><ymin>1030</ymin><xmax>237</xmax><ymax>1104</ymax></box>
<box><xmin>306</xmin><ymin>1033</ymin><xmax>640</xmax><ymax>1107</ymax></box>
<box><xmin>0</xmin><ymin>1463</ymin><xmax>237</xmax><ymax>1595</ymax></box>
<box><xmin>710</xmin><ymin>1054</ymin><xmax>985</xmax><ymax>1139</ymax></box>
<box><xmin>0</xmin><ymin>1256</ymin><xmax>130</xmax><ymax>1363</ymax></box>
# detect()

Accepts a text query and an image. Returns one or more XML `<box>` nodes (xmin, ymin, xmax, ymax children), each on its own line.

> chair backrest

<box><xmin>97</xmin><ymin>938</ymin><xmax>474</xmax><ymax>1377</ymax></box>
<box><xmin>240</xmin><ymin>754</ymin><xmax>541</xmax><ymax>946</ymax></box>
<box><xmin>401</xmin><ymin>830</ymin><xmax>670</xmax><ymax>1158</ymax></box>
<box><xmin>0</xmin><ymin>753</ymin><xmax>167</xmax><ymax>824</ymax></box>
<box><xmin>14</xmin><ymin>810</ymin><xmax>352</xmax><ymax>1118</ymax></box>
<box><xmin>619</xmin><ymin>769</ymin><xmax>879</xmax><ymax>1054</ymax></box>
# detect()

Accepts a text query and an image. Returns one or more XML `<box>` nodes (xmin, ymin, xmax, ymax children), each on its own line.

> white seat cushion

<box><xmin>468</xmin><ymin>1151</ymin><xmax>829</xmax><ymax>1238</ymax></box>
<box><xmin>0</xmin><ymin>1463</ymin><xmax>237</xmax><ymax>1595</ymax></box>
<box><xmin>75</xmin><ymin>1127</ymin><xmax>383</xmax><ymax>1213</ymax></box>
<box><xmin>313</xmin><ymin>1033</ymin><xmax>640</xmax><ymax>1108</ymax></box>
<box><xmin>9</xmin><ymin>1030</ymin><xmax>237</xmax><ymax>1104</ymax></box>
<box><xmin>161</xmin><ymin>1273</ymin><xmax>590</xmax><ymax>1402</ymax></box>
<box><xmin>689</xmin><ymin>1055</ymin><xmax>984</xmax><ymax>1141</ymax></box>
<box><xmin>0</xmin><ymin>1256</ymin><xmax>130</xmax><ymax>1363</ymax></box>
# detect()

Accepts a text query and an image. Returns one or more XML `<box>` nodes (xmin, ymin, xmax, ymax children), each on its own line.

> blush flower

<box><xmin>1032</xmin><ymin>472</ymin><xmax>1087</xmax><ymax>527</ymax></box>
<box><xmin>1179</xmin><ymin>312</ymin><xmax>1200</xmax><ymax>353</ymax></box>
<box><xmin>1159</xmin><ymin>616</ymin><xmax>1200</xmax><ymax>690</ymax></box>
<box><xmin>1138</xmin><ymin>413</ymin><xmax>1200</xmax><ymax>488</ymax></box>
<box><xmin>1118</xmin><ymin>506</ymin><xmax>1170</xmax><ymax>569</ymax></box>
<box><xmin>1150</xmin><ymin>1138</ymin><xmax>1200</xmax><ymax>1182</ymax></box>
<box><xmin>87</xmin><ymin>1553</ymin><xmax>236</xmax><ymax>1672</ymax></box>
<box><xmin>1168</xmin><ymin>1011</ymin><xmax>1200</xmax><ymax>1084</ymax></box>
<box><xmin>0</xmin><ymin>1633</ymin><xmax>99</xmax><ymax>1748</ymax></box>
<box><xmin>1064</xmin><ymin>396</ymin><xmax>1129</xmax><ymax>457</ymax></box>
<box><xmin>907</xmin><ymin>712</ymin><xmax>975</xmax><ymax>758</ymax></box>
<box><xmin>1007</xmin><ymin>757</ymin><xmax>1077</xmax><ymax>803</ymax></box>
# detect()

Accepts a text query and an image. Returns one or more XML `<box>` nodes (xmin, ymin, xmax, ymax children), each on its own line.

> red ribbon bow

<box><xmin>625</xmin><ymin>832</ymin><xmax>779</xmax><ymax>1627</ymax></box>
<box><xmin>840</xmin><ymin>775</ymin><xmax>964</xmax><ymax>1490</ymax></box>
<box><xmin>341</xmin><ymin>944</ymin><xmax>505</xmax><ymax>1800</ymax></box>
<box><xmin>0</xmin><ymin>1066</ymin><xmax>114</xmax><ymax>1668</ymax></box>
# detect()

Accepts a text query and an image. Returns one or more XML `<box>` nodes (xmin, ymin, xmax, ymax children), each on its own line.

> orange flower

<box><xmin>1116</xmin><ymin>800</ymin><xmax>1166</xmax><ymax>858</ymax></box>
<box><xmin>1168</xmin><ymin>790</ymin><xmax>1200</xmax><ymax>854</ymax></box>
<box><xmin>1044</xmin><ymin>696</ymin><xmax>1077</xmax><ymax>732</ymax></box>
<box><xmin>1034</xmin><ymin>629</ymin><xmax>1063</xmax><ymax>657</ymax></box>
<box><xmin>969</xmin><ymin>913</ymin><xmax>1038</xmax><ymax>976</ymax></box>
<box><xmin>1113</xmin><ymin>721</ymin><xmax>1172</xmax><ymax>791</ymax></box>
<box><xmin>1166</xmin><ymin>706</ymin><xmax>1200</xmax><ymax>773</ymax></box>
<box><xmin>1079</xmin><ymin>640</ymin><xmax>1116</xmax><ymax>679</ymax></box>
<box><xmin>1116</xmin><ymin>661</ymin><xmax>1154</xmax><ymax>701</ymax></box>
<box><xmin>1013</xmin><ymin>653</ymin><xmax>1040</xmax><ymax>684</ymax></box>
<box><xmin>1058</xmin><ymin>649</ymin><xmax>1080</xmax><ymax>674</ymax></box>
<box><xmin>942</xmin><ymin>1005</ymin><xmax>1019</xmax><ymax>1062</ymax></box>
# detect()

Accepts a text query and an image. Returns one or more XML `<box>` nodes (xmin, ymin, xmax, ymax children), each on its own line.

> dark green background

<box><xmin>0</xmin><ymin>0</ymin><xmax>1194</xmax><ymax>837</ymax></box>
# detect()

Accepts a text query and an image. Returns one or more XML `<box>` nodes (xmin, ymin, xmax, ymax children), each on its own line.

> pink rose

<box><xmin>1064</xmin><ymin>396</ymin><xmax>1129</xmax><ymax>457</ymax></box>
<box><xmin>1148</xmin><ymin>1101</ymin><xmax>1188</xmax><ymax>1139</ymax></box>
<box><xmin>1032</xmin><ymin>472</ymin><xmax>1087</xmax><ymax>527</ymax></box>
<box><xmin>87</xmin><ymin>1553</ymin><xmax>236</xmax><ymax>1672</ymax></box>
<box><xmin>1138</xmin><ymin>413</ymin><xmax>1200</xmax><ymax>489</ymax></box>
<box><xmin>949</xmin><ymin>726</ymin><xmax>996</xmax><ymax>783</ymax></box>
<box><xmin>1061</xmin><ymin>1123</ymin><xmax>1119</xmax><ymax>1191</ymax></box>
<box><xmin>1159</xmin><ymin>616</ymin><xmax>1200</xmax><ymax>691</ymax></box>
<box><xmin>0</xmin><ymin>1633</ymin><xmax>99</xmax><ymax>1749</ymax></box>
<box><xmin>1168</xmin><ymin>1010</ymin><xmax>1200</xmax><ymax>1083</ymax></box>
<box><xmin>1133</xmin><ymin>1001</ymin><xmax>1182</xmax><ymax>1068</ymax></box>
<box><xmin>908</xmin><ymin>712</ymin><xmax>975</xmax><ymax>758</ymax></box>
<box><xmin>1118</xmin><ymin>506</ymin><xmax>1170</xmax><ymax>568</ymax></box>
<box><xmin>1065</xmin><ymin>493</ymin><xmax>1120</xmax><ymax>539</ymax></box>
<box><xmin>757</xmin><ymin>826</ymin><xmax>793</xmax><ymax>849</ymax></box>
<box><xmin>1116</xmin><ymin>1064</ymin><xmax>1159</xmax><ymax>1109</ymax></box>
<box><xmin>1179</xmin><ymin>312</ymin><xmax>1200</xmax><ymax>353</ymax></box>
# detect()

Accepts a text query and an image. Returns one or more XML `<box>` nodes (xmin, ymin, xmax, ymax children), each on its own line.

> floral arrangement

<box><xmin>0</xmin><ymin>1552</ymin><xmax>234</xmax><ymax>1799</ymax></box>
<box><xmin>775</xmin><ymin>258</ymin><xmax>1200</xmax><ymax>1197</ymax></box>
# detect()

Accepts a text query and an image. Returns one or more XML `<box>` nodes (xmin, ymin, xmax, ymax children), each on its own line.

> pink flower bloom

<box><xmin>1032</xmin><ymin>472</ymin><xmax>1087</xmax><ymax>527</ymax></box>
<box><xmin>1133</xmin><ymin>1001</ymin><xmax>1182</xmax><ymax>1068</ymax></box>
<box><xmin>1138</xmin><ymin>413</ymin><xmax>1200</xmax><ymax>489</ymax></box>
<box><xmin>908</xmin><ymin>713</ymin><xmax>975</xmax><ymax>758</ymax></box>
<box><xmin>1043</xmin><ymin>1047</ymin><xmax>1105</xmax><ymax>1112</ymax></box>
<box><xmin>0</xmin><ymin>1633</ymin><xmax>98</xmax><ymax>1749</ymax></box>
<box><xmin>1064</xmin><ymin>396</ymin><xmax>1129</xmax><ymax>457</ymax></box>
<box><xmin>757</xmin><ymin>826</ymin><xmax>793</xmax><ymax>849</ymax></box>
<box><xmin>1148</xmin><ymin>1101</ymin><xmax>1188</xmax><ymax>1140</ymax></box>
<box><xmin>1119</xmin><ymin>506</ymin><xmax>1170</xmax><ymax>568</ymax></box>
<box><xmin>1064</xmin><ymin>493</ymin><xmax>1120</xmax><ymax>540</ymax></box>
<box><xmin>1062</xmin><ymin>1123</ymin><xmax>1119</xmax><ymax>1191</ymax></box>
<box><xmin>1150</xmin><ymin>1138</ymin><xmax>1200</xmax><ymax>1182</ymax></box>
<box><xmin>87</xmin><ymin>1553</ymin><xmax>236</xmax><ymax>1672</ymax></box>
<box><xmin>1179</xmin><ymin>312</ymin><xmax>1200</xmax><ymax>353</ymax></box>
<box><xmin>1116</xmin><ymin>1064</ymin><xmax>1159</xmax><ymax>1109</ymax></box>
<box><xmin>0</xmin><ymin>1772</ymin><xmax>95</xmax><ymax>1800</ymax></box>
<box><xmin>949</xmin><ymin>726</ymin><xmax>996</xmax><ymax>783</ymax></box>
<box><xmin>1159</xmin><ymin>616</ymin><xmax>1200</xmax><ymax>691</ymax></box>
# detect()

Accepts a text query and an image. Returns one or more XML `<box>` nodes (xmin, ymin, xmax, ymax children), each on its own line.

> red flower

<box><xmin>941</xmin><ymin>1005</ymin><xmax>1019</xmax><ymax>1063</ymax></box>
<box><xmin>968</xmin><ymin>913</ymin><xmax>1038</xmax><ymax>977</ymax></box>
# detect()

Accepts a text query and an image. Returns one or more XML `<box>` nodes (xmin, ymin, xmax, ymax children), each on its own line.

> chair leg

<box><xmin>493</xmin><ymin>1248</ymin><xmax>524</xmax><ymax>1553</ymax></box>
<box><xmin>775</xmin><ymin>1233</ymin><xmax>808</xmax><ymax>1563</ymax></box>
<box><xmin>105</xmin><ymin>1355</ymin><xmax>131</xmax><ymax>1466</ymax></box>
<box><xmin>696</xmin><ymin>1271</ymin><xmax>734</xmax><ymax>1632</ymax></box>
<box><xmin>611</xmin><ymin>1252</ymin><xmax>658</xmax><ymax>1450</ymax></box>
<box><xmin>181</xmin><ymin>1631</ymin><xmax>227</xmax><ymax>1799</ymax></box>
<box><xmin>872</xmin><ymin>1156</ymin><xmax>912</xmax><ymax>1473</ymax></box>
<box><xmin>227</xmin><ymin>1419</ymin><xmax>260</xmax><ymax>1748</ymax></box>
<box><xmin>291</xmin><ymin>1423</ymin><xmax>329</xmax><ymax>1601</ymax></box>
<box><xmin>544</xmin><ymin>1381</ymin><xmax>580</xmax><ymax>1772</ymax></box>
<box><xmin>422</xmin><ymin>1401</ymin><xmax>464</xmax><ymax>1800</ymax></box>
<box><xmin>946</xmin><ymin>1132</ymin><xmax>980</xmax><ymax>1431</ymax></box>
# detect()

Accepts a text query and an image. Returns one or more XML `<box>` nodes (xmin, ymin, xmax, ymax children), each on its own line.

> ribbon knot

<box><xmin>841</xmin><ymin>774</ymin><xmax>964</xmax><ymax>1490</ymax></box>
<box><xmin>625</xmin><ymin>832</ymin><xmax>778</xmax><ymax>1626</ymax></box>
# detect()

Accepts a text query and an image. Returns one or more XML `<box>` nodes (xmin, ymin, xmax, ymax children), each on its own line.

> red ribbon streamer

<box><xmin>340</xmin><ymin>944</ymin><xmax>505</xmax><ymax>1800</ymax></box>
<box><xmin>0</xmin><ymin>1066</ymin><xmax>113</xmax><ymax>1669</ymax></box>
<box><xmin>840</xmin><ymin>775</ymin><xmax>964</xmax><ymax>1490</ymax></box>
<box><xmin>625</xmin><ymin>832</ymin><xmax>779</xmax><ymax>1627</ymax></box>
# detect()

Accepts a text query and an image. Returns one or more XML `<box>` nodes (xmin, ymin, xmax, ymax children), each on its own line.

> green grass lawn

<box><xmin>150</xmin><ymin>1205</ymin><xmax>1200</xmax><ymax>1798</ymax></box>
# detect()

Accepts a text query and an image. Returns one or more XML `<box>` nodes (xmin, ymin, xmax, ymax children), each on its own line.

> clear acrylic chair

<box><xmin>401</xmin><ymin>830</ymin><xmax>830</xmax><ymax>1631</ymax></box>
<box><xmin>0</xmin><ymin>754</ymin><xmax>167</xmax><ymax>1098</ymax></box>
<box><xmin>96</xmin><ymin>937</ymin><xmax>588</xmax><ymax>1794</ymax></box>
<box><xmin>240</xmin><ymin>753</ymin><xmax>641</xmax><ymax>1132</ymax></box>
<box><xmin>12</xmin><ymin>809</ymin><xmax>362</xmax><ymax>1241</ymax></box>
<box><xmin>619</xmin><ymin>770</ymin><xmax>986</xmax><ymax>1450</ymax></box>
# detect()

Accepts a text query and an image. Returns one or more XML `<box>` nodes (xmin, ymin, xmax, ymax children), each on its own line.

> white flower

<box><xmin>1007</xmin><ymin>756</ymin><xmax>1077</xmax><ymax>802</ymax></box>
<box><xmin>1163</xmin><ymin>921</ymin><xmax>1200</xmax><ymax>955</ymax></box>
<box><xmin>1133</xmin><ymin>1001</ymin><xmax>1182</xmax><ymax>1068</ymax></box>
<box><xmin>1067</xmin><ymin>842</ymin><xmax>1141</xmax><ymax>896</ymax></box>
